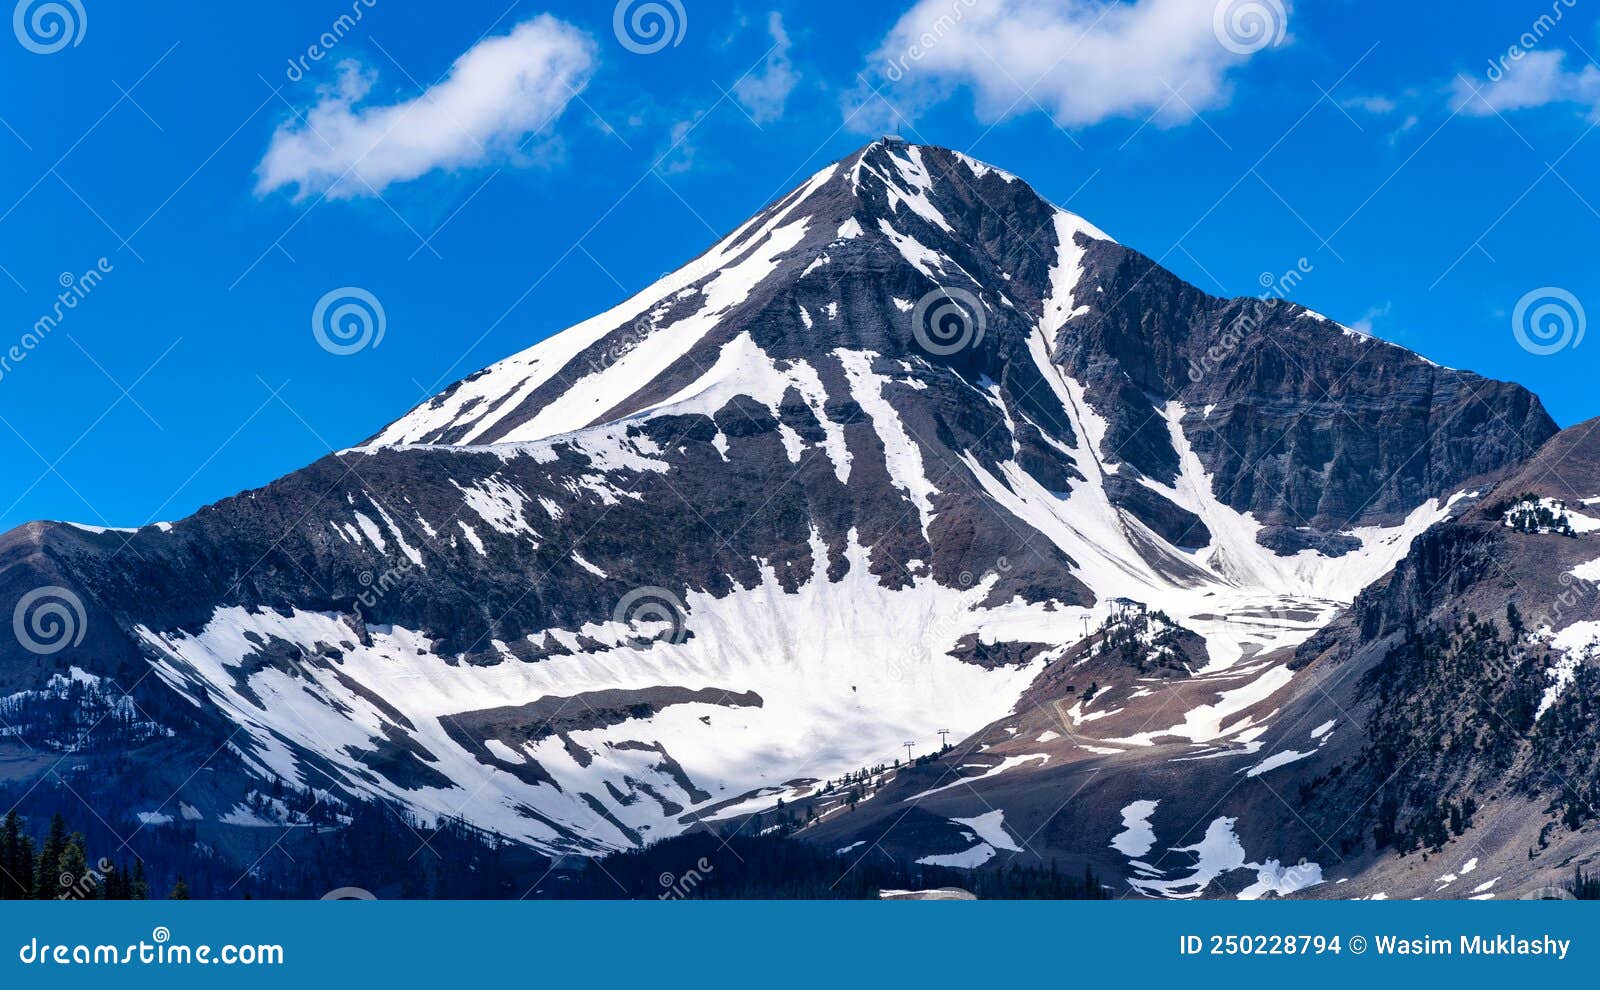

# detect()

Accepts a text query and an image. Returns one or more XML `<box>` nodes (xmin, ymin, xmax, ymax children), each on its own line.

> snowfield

<box><xmin>138</xmin><ymin>532</ymin><xmax>1055</xmax><ymax>853</ymax></box>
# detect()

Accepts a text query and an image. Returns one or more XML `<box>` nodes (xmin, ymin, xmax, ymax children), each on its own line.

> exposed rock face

<box><xmin>1324</xmin><ymin>417</ymin><xmax>1600</xmax><ymax>654</ymax></box>
<box><xmin>0</xmin><ymin>140</ymin><xmax>1565</xmax><ymax>891</ymax></box>
<box><xmin>1282</xmin><ymin>418</ymin><xmax>1600</xmax><ymax>882</ymax></box>
<box><xmin>1057</xmin><ymin>238</ymin><xmax>1556</xmax><ymax>534</ymax></box>
<box><xmin>819</xmin><ymin>419</ymin><xmax>1600</xmax><ymax>902</ymax></box>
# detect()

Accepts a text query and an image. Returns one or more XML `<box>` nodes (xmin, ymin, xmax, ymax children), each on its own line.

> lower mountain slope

<box><xmin>805</xmin><ymin>419</ymin><xmax>1600</xmax><ymax>900</ymax></box>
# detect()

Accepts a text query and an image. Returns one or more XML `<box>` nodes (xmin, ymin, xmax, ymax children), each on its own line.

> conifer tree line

<box><xmin>0</xmin><ymin>809</ymin><xmax>188</xmax><ymax>900</ymax></box>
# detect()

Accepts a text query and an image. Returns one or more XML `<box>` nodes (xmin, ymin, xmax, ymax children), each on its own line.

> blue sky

<box><xmin>0</xmin><ymin>0</ymin><xmax>1594</xmax><ymax>531</ymax></box>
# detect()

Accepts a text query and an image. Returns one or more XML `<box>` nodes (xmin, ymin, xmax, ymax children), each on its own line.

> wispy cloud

<box><xmin>732</xmin><ymin>12</ymin><xmax>800</xmax><ymax>124</ymax></box>
<box><xmin>847</xmin><ymin>0</ymin><xmax>1290</xmax><ymax>133</ymax></box>
<box><xmin>1350</xmin><ymin>301</ymin><xmax>1392</xmax><ymax>336</ymax></box>
<box><xmin>256</xmin><ymin>15</ymin><xmax>595</xmax><ymax>200</ymax></box>
<box><xmin>1452</xmin><ymin>49</ymin><xmax>1600</xmax><ymax>120</ymax></box>
<box><xmin>1339</xmin><ymin>89</ymin><xmax>1419</xmax><ymax>144</ymax></box>
<box><xmin>1342</xmin><ymin>94</ymin><xmax>1397</xmax><ymax>115</ymax></box>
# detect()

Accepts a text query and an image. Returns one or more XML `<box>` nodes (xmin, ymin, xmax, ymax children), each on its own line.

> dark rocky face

<box><xmin>815</xmin><ymin>419</ymin><xmax>1600</xmax><ymax>902</ymax></box>
<box><xmin>0</xmin><ymin>140</ymin><xmax>1572</xmax><ymax>895</ymax></box>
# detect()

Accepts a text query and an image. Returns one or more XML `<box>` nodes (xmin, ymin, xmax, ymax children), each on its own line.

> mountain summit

<box><xmin>0</xmin><ymin>141</ymin><xmax>1574</xmax><ymax>897</ymax></box>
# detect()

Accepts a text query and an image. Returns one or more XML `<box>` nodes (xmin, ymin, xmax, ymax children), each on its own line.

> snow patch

<box><xmin>1124</xmin><ymin>816</ymin><xmax>1321</xmax><ymax>900</ymax></box>
<box><xmin>836</xmin><ymin>348</ymin><xmax>937</xmax><ymax>536</ymax></box>
<box><xmin>1111</xmin><ymin>800</ymin><xmax>1158</xmax><ymax>858</ymax></box>
<box><xmin>952</xmin><ymin>809</ymin><xmax>1022</xmax><ymax>852</ymax></box>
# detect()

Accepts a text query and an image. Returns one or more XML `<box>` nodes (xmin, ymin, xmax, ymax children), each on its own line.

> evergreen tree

<box><xmin>169</xmin><ymin>877</ymin><xmax>190</xmax><ymax>900</ymax></box>
<box><xmin>33</xmin><ymin>814</ymin><xmax>67</xmax><ymax>901</ymax></box>
<box><xmin>102</xmin><ymin>862</ymin><xmax>125</xmax><ymax>901</ymax></box>
<box><xmin>0</xmin><ymin>811</ymin><xmax>26</xmax><ymax>899</ymax></box>
<box><xmin>53</xmin><ymin>833</ymin><xmax>89</xmax><ymax>900</ymax></box>
<box><xmin>1569</xmin><ymin>867</ymin><xmax>1600</xmax><ymax>900</ymax></box>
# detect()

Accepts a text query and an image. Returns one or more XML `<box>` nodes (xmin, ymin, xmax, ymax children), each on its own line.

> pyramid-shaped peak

<box><xmin>365</xmin><ymin>139</ymin><xmax>1130</xmax><ymax>449</ymax></box>
<box><xmin>826</xmin><ymin>138</ymin><xmax>1114</xmax><ymax>248</ymax></box>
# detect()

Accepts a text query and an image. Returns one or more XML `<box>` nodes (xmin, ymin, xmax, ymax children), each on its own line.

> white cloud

<box><xmin>657</xmin><ymin>115</ymin><xmax>703</xmax><ymax>175</ymax></box>
<box><xmin>733</xmin><ymin>12</ymin><xmax>800</xmax><ymax>124</ymax></box>
<box><xmin>1338</xmin><ymin>90</ymin><xmax>1418</xmax><ymax>144</ymax></box>
<box><xmin>848</xmin><ymin>0</ymin><xmax>1289</xmax><ymax>132</ymax></box>
<box><xmin>1452</xmin><ymin>50</ymin><xmax>1600</xmax><ymax>120</ymax></box>
<box><xmin>1342</xmin><ymin>94</ymin><xmax>1397</xmax><ymax>115</ymax></box>
<box><xmin>1350</xmin><ymin>301</ymin><xmax>1391</xmax><ymax>336</ymax></box>
<box><xmin>257</xmin><ymin>15</ymin><xmax>595</xmax><ymax>200</ymax></box>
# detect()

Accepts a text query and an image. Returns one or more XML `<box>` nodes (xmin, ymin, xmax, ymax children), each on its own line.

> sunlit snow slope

<box><xmin>5</xmin><ymin>140</ymin><xmax>1556</xmax><ymax>861</ymax></box>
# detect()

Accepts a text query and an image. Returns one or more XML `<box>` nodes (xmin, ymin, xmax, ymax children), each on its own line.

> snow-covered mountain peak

<box><xmin>1</xmin><ymin>141</ymin><xmax>1563</xmax><ymax>879</ymax></box>
<box><xmin>842</xmin><ymin>138</ymin><xmax>1114</xmax><ymax>246</ymax></box>
<box><xmin>363</xmin><ymin>140</ymin><xmax>1117</xmax><ymax>450</ymax></box>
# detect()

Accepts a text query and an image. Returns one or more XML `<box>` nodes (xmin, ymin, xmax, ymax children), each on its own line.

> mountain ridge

<box><xmin>0</xmin><ymin>139</ymin><xmax>1576</xmax><ymax>898</ymax></box>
